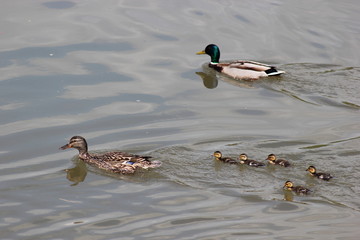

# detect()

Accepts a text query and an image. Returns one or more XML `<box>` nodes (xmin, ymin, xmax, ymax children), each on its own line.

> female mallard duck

<box><xmin>60</xmin><ymin>136</ymin><xmax>161</xmax><ymax>174</ymax></box>
<box><xmin>283</xmin><ymin>181</ymin><xmax>311</xmax><ymax>195</ymax></box>
<box><xmin>266</xmin><ymin>154</ymin><xmax>290</xmax><ymax>167</ymax></box>
<box><xmin>239</xmin><ymin>153</ymin><xmax>265</xmax><ymax>167</ymax></box>
<box><xmin>306</xmin><ymin>165</ymin><xmax>333</xmax><ymax>181</ymax></box>
<box><xmin>196</xmin><ymin>44</ymin><xmax>284</xmax><ymax>80</ymax></box>
<box><xmin>213</xmin><ymin>151</ymin><xmax>238</xmax><ymax>164</ymax></box>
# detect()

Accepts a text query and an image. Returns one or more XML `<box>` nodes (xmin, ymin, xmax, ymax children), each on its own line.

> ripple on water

<box><xmin>1</xmin><ymin>1</ymin><xmax>360</xmax><ymax>239</ymax></box>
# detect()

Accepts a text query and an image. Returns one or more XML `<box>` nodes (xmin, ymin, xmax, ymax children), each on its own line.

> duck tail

<box><xmin>147</xmin><ymin>160</ymin><xmax>162</xmax><ymax>168</ymax></box>
<box><xmin>265</xmin><ymin>67</ymin><xmax>285</xmax><ymax>76</ymax></box>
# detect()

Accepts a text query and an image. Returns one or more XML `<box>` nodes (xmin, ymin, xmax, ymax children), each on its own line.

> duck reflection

<box><xmin>65</xmin><ymin>159</ymin><xmax>87</xmax><ymax>186</ymax></box>
<box><xmin>195</xmin><ymin>66</ymin><xmax>218</xmax><ymax>89</ymax></box>
<box><xmin>283</xmin><ymin>189</ymin><xmax>294</xmax><ymax>201</ymax></box>
<box><xmin>196</xmin><ymin>64</ymin><xmax>255</xmax><ymax>89</ymax></box>
<box><xmin>64</xmin><ymin>157</ymin><xmax>152</xmax><ymax>184</ymax></box>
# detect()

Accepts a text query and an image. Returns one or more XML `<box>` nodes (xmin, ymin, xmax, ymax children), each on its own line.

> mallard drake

<box><xmin>266</xmin><ymin>154</ymin><xmax>290</xmax><ymax>167</ymax></box>
<box><xmin>60</xmin><ymin>136</ymin><xmax>161</xmax><ymax>174</ymax></box>
<box><xmin>213</xmin><ymin>151</ymin><xmax>238</xmax><ymax>164</ymax></box>
<box><xmin>306</xmin><ymin>165</ymin><xmax>333</xmax><ymax>181</ymax></box>
<box><xmin>196</xmin><ymin>44</ymin><xmax>284</xmax><ymax>80</ymax></box>
<box><xmin>239</xmin><ymin>153</ymin><xmax>265</xmax><ymax>167</ymax></box>
<box><xmin>283</xmin><ymin>181</ymin><xmax>311</xmax><ymax>195</ymax></box>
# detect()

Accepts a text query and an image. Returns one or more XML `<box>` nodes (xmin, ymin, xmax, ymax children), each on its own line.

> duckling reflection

<box><xmin>65</xmin><ymin>159</ymin><xmax>87</xmax><ymax>186</ymax></box>
<box><xmin>196</xmin><ymin>63</ymin><xmax>255</xmax><ymax>89</ymax></box>
<box><xmin>283</xmin><ymin>188</ymin><xmax>294</xmax><ymax>201</ymax></box>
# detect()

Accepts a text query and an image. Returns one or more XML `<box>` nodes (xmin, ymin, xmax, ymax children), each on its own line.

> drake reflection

<box><xmin>196</xmin><ymin>64</ymin><xmax>255</xmax><ymax>89</ymax></box>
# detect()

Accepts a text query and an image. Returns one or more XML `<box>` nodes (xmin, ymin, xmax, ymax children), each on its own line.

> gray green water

<box><xmin>1</xmin><ymin>1</ymin><xmax>360</xmax><ymax>239</ymax></box>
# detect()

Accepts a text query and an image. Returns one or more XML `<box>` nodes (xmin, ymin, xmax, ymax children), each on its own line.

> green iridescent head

<box><xmin>197</xmin><ymin>44</ymin><xmax>221</xmax><ymax>64</ymax></box>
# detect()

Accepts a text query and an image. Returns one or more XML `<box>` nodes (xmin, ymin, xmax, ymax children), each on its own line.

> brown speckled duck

<box><xmin>266</xmin><ymin>154</ymin><xmax>291</xmax><ymax>167</ymax></box>
<box><xmin>283</xmin><ymin>181</ymin><xmax>311</xmax><ymax>195</ymax></box>
<box><xmin>239</xmin><ymin>153</ymin><xmax>265</xmax><ymax>167</ymax></box>
<box><xmin>213</xmin><ymin>151</ymin><xmax>238</xmax><ymax>164</ymax></box>
<box><xmin>196</xmin><ymin>44</ymin><xmax>285</xmax><ymax>81</ymax></box>
<box><xmin>306</xmin><ymin>165</ymin><xmax>333</xmax><ymax>181</ymax></box>
<box><xmin>60</xmin><ymin>136</ymin><xmax>161</xmax><ymax>174</ymax></box>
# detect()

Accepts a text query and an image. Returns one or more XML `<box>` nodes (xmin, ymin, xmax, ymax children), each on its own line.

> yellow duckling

<box><xmin>239</xmin><ymin>153</ymin><xmax>265</xmax><ymax>167</ymax></box>
<box><xmin>266</xmin><ymin>154</ymin><xmax>290</xmax><ymax>167</ymax></box>
<box><xmin>213</xmin><ymin>151</ymin><xmax>238</xmax><ymax>164</ymax></box>
<box><xmin>283</xmin><ymin>181</ymin><xmax>311</xmax><ymax>195</ymax></box>
<box><xmin>306</xmin><ymin>166</ymin><xmax>333</xmax><ymax>181</ymax></box>
<box><xmin>197</xmin><ymin>44</ymin><xmax>284</xmax><ymax>80</ymax></box>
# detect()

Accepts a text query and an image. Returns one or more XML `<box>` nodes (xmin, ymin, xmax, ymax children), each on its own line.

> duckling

<box><xmin>266</xmin><ymin>154</ymin><xmax>290</xmax><ymax>167</ymax></box>
<box><xmin>306</xmin><ymin>165</ymin><xmax>333</xmax><ymax>181</ymax></box>
<box><xmin>196</xmin><ymin>44</ymin><xmax>284</xmax><ymax>81</ymax></box>
<box><xmin>239</xmin><ymin>153</ymin><xmax>265</xmax><ymax>167</ymax></box>
<box><xmin>283</xmin><ymin>181</ymin><xmax>311</xmax><ymax>195</ymax></box>
<box><xmin>213</xmin><ymin>151</ymin><xmax>238</xmax><ymax>164</ymax></box>
<box><xmin>60</xmin><ymin>136</ymin><xmax>161</xmax><ymax>174</ymax></box>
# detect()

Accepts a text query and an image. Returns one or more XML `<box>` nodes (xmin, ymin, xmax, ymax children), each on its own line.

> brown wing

<box><xmin>91</xmin><ymin>152</ymin><xmax>151</xmax><ymax>162</ymax></box>
<box><xmin>83</xmin><ymin>158</ymin><xmax>136</xmax><ymax>174</ymax></box>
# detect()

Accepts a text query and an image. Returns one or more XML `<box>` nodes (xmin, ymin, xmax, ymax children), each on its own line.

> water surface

<box><xmin>1</xmin><ymin>1</ymin><xmax>360</xmax><ymax>239</ymax></box>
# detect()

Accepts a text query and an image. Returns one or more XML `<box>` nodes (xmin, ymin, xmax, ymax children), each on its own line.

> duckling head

<box><xmin>284</xmin><ymin>181</ymin><xmax>294</xmax><ymax>190</ymax></box>
<box><xmin>306</xmin><ymin>166</ymin><xmax>316</xmax><ymax>174</ymax></box>
<box><xmin>60</xmin><ymin>136</ymin><xmax>88</xmax><ymax>155</ymax></box>
<box><xmin>239</xmin><ymin>153</ymin><xmax>248</xmax><ymax>160</ymax></box>
<box><xmin>266</xmin><ymin>153</ymin><xmax>276</xmax><ymax>162</ymax></box>
<box><xmin>213</xmin><ymin>151</ymin><xmax>222</xmax><ymax>159</ymax></box>
<box><xmin>239</xmin><ymin>153</ymin><xmax>248</xmax><ymax>163</ymax></box>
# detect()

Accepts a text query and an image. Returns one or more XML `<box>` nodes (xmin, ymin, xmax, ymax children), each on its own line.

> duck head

<box><xmin>197</xmin><ymin>44</ymin><xmax>221</xmax><ymax>64</ymax></box>
<box><xmin>60</xmin><ymin>136</ymin><xmax>88</xmax><ymax>155</ymax></box>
